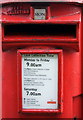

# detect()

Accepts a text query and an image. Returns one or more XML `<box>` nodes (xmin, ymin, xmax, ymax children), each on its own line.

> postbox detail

<box><xmin>17</xmin><ymin>46</ymin><xmax>63</xmax><ymax>113</ymax></box>
<box><xmin>2</xmin><ymin>2</ymin><xmax>81</xmax><ymax>51</ymax></box>
<box><xmin>1</xmin><ymin>1</ymin><xmax>82</xmax><ymax>119</ymax></box>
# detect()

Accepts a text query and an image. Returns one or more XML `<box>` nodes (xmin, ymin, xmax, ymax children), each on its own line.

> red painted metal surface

<box><xmin>81</xmin><ymin>6</ymin><xmax>83</xmax><ymax>120</ymax></box>
<box><xmin>1</xmin><ymin>1</ymin><xmax>82</xmax><ymax>119</ymax></box>
<box><xmin>0</xmin><ymin>0</ymin><xmax>83</xmax><ymax>4</ymax></box>
<box><xmin>2</xmin><ymin>3</ymin><xmax>81</xmax><ymax>51</ymax></box>
<box><xmin>2</xmin><ymin>46</ymin><xmax>81</xmax><ymax>118</ymax></box>
<box><xmin>0</xmin><ymin>24</ymin><xmax>2</xmax><ymax>119</ymax></box>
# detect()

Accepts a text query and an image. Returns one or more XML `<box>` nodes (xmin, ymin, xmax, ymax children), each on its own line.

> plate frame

<box><xmin>17</xmin><ymin>47</ymin><xmax>63</xmax><ymax>113</ymax></box>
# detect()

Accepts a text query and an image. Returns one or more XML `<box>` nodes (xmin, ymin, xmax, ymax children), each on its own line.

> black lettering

<box><xmin>26</xmin><ymin>91</ymin><xmax>29</xmax><ymax>95</ymax></box>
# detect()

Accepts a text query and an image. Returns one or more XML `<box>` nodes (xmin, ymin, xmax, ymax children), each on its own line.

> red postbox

<box><xmin>1</xmin><ymin>0</ymin><xmax>83</xmax><ymax>119</ymax></box>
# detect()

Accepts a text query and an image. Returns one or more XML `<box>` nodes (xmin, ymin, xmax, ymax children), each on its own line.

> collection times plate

<box><xmin>22</xmin><ymin>54</ymin><xmax>58</xmax><ymax>109</ymax></box>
